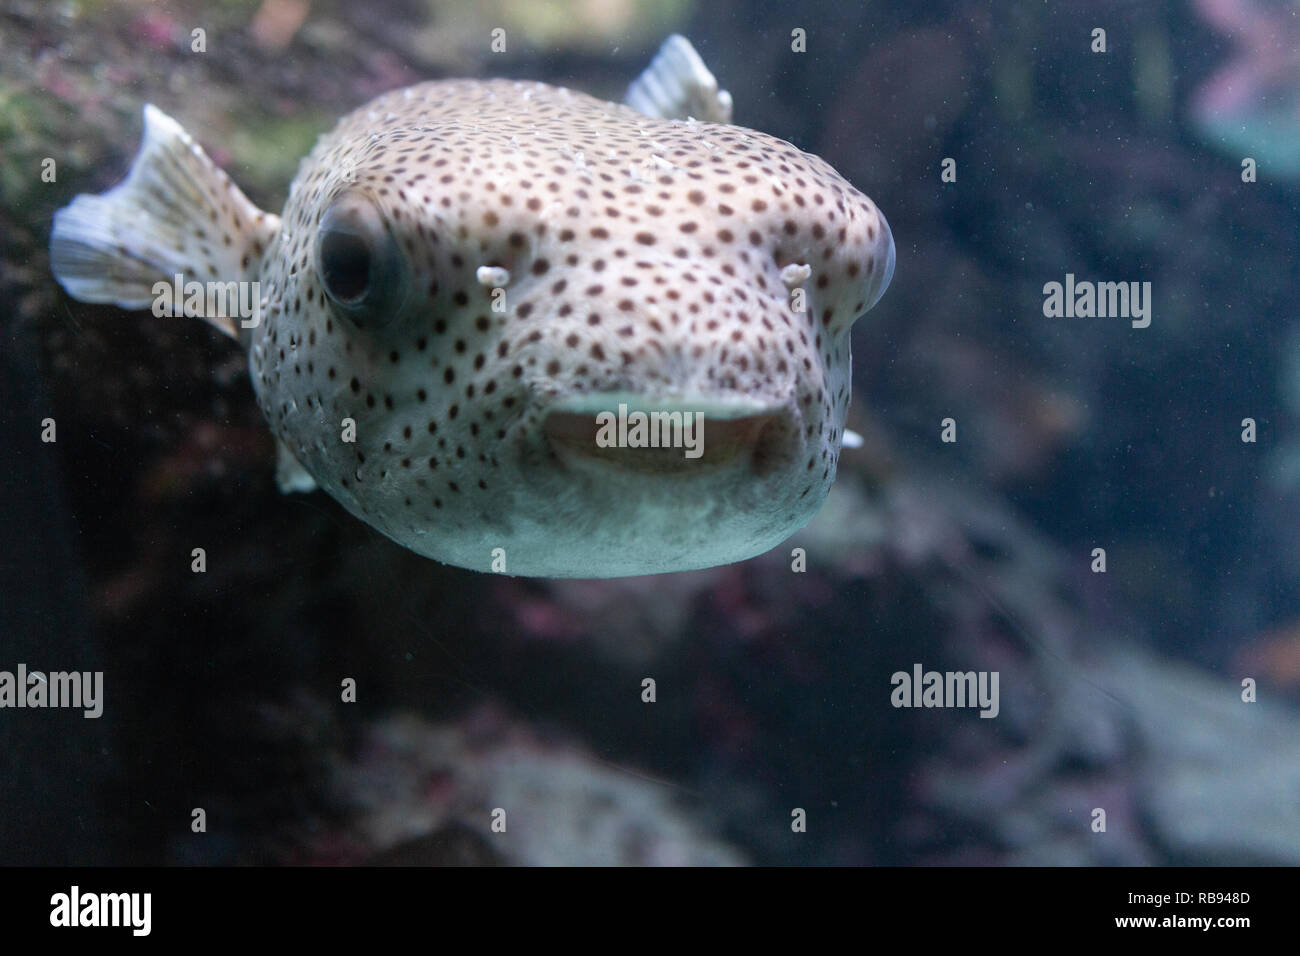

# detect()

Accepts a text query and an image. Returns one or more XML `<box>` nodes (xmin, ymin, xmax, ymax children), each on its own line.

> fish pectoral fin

<box><xmin>275</xmin><ymin>439</ymin><xmax>318</xmax><ymax>494</ymax></box>
<box><xmin>50</xmin><ymin>104</ymin><xmax>279</xmax><ymax>341</ymax></box>
<box><xmin>624</xmin><ymin>34</ymin><xmax>733</xmax><ymax>123</ymax></box>
<box><xmin>842</xmin><ymin>429</ymin><xmax>865</xmax><ymax>450</ymax></box>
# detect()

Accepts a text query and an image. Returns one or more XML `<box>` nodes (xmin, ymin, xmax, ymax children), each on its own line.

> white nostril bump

<box><xmin>780</xmin><ymin>263</ymin><xmax>811</xmax><ymax>288</ymax></box>
<box><xmin>476</xmin><ymin>265</ymin><xmax>510</xmax><ymax>287</ymax></box>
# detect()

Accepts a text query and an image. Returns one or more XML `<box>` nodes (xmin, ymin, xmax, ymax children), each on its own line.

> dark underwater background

<box><xmin>3</xmin><ymin>0</ymin><xmax>1300</xmax><ymax>864</ymax></box>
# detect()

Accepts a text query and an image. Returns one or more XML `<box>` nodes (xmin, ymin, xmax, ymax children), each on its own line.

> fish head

<box><xmin>251</xmin><ymin>79</ymin><xmax>894</xmax><ymax>577</ymax></box>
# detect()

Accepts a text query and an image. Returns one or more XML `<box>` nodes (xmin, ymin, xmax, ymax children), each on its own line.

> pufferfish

<box><xmin>50</xmin><ymin>36</ymin><xmax>894</xmax><ymax>578</ymax></box>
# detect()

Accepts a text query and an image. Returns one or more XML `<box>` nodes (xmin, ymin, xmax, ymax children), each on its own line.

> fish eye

<box><xmin>316</xmin><ymin>193</ymin><xmax>406</xmax><ymax>327</ymax></box>
<box><xmin>320</xmin><ymin>226</ymin><xmax>370</xmax><ymax>303</ymax></box>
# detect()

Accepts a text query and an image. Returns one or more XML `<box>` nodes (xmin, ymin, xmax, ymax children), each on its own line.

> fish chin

<box><xmin>481</xmin><ymin>460</ymin><xmax>820</xmax><ymax>577</ymax></box>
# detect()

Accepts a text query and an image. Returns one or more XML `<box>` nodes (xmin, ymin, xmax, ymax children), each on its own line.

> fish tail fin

<box><xmin>50</xmin><ymin>104</ymin><xmax>279</xmax><ymax>340</ymax></box>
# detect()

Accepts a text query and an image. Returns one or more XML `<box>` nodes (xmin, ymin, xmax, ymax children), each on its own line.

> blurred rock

<box><xmin>1190</xmin><ymin>0</ymin><xmax>1300</xmax><ymax>176</ymax></box>
<box><xmin>328</xmin><ymin>711</ymin><xmax>745</xmax><ymax>866</ymax></box>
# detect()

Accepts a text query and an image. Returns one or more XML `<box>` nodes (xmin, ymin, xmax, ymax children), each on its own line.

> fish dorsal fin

<box><xmin>624</xmin><ymin>34</ymin><xmax>733</xmax><ymax>124</ymax></box>
<box><xmin>50</xmin><ymin>104</ymin><xmax>279</xmax><ymax>340</ymax></box>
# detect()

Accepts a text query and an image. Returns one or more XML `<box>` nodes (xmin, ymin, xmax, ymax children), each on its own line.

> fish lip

<box><xmin>543</xmin><ymin>391</ymin><xmax>783</xmax><ymax>419</ymax></box>
<box><xmin>539</xmin><ymin>391</ymin><xmax>800</xmax><ymax>477</ymax></box>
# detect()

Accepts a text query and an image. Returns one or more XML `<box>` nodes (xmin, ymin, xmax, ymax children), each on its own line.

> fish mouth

<box><xmin>541</xmin><ymin>393</ymin><xmax>798</xmax><ymax>477</ymax></box>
